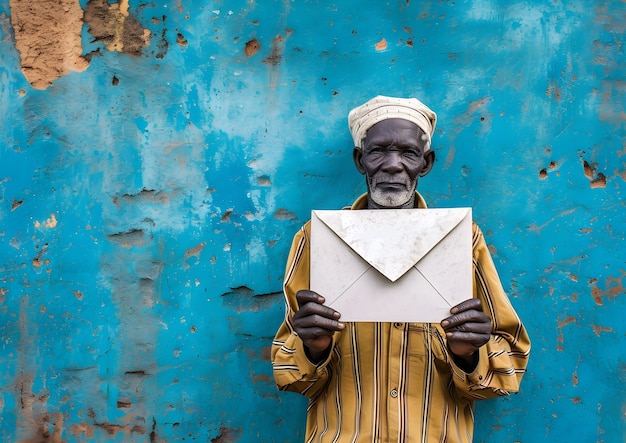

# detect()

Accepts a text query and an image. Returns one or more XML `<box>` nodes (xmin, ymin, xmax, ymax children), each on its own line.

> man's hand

<box><xmin>293</xmin><ymin>290</ymin><xmax>345</xmax><ymax>363</ymax></box>
<box><xmin>440</xmin><ymin>298</ymin><xmax>491</xmax><ymax>370</ymax></box>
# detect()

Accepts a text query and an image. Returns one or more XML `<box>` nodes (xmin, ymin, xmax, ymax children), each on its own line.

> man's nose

<box><xmin>381</xmin><ymin>151</ymin><xmax>404</xmax><ymax>173</ymax></box>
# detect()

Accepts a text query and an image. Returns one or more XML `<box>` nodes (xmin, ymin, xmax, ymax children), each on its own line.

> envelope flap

<box><xmin>313</xmin><ymin>208</ymin><xmax>470</xmax><ymax>282</ymax></box>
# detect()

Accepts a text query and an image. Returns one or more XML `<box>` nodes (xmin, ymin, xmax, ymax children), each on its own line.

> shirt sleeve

<box><xmin>271</xmin><ymin>222</ymin><xmax>336</xmax><ymax>399</ymax></box>
<box><xmin>448</xmin><ymin>223</ymin><xmax>531</xmax><ymax>400</ymax></box>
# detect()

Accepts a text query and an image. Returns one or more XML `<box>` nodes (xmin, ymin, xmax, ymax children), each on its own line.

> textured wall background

<box><xmin>0</xmin><ymin>1</ymin><xmax>624</xmax><ymax>442</ymax></box>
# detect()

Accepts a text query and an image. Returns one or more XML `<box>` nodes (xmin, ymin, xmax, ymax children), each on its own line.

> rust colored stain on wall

<box><xmin>9</xmin><ymin>0</ymin><xmax>87</xmax><ymax>89</ymax></box>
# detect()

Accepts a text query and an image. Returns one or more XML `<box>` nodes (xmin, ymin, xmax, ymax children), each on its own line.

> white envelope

<box><xmin>310</xmin><ymin>208</ymin><xmax>472</xmax><ymax>323</ymax></box>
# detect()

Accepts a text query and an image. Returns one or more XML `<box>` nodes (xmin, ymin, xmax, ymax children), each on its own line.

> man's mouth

<box><xmin>377</xmin><ymin>182</ymin><xmax>407</xmax><ymax>189</ymax></box>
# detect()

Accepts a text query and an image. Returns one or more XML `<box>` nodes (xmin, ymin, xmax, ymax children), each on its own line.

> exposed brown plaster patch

<box><xmin>582</xmin><ymin>160</ymin><xmax>607</xmax><ymax>188</ymax></box>
<box><xmin>589</xmin><ymin>271</ymin><xmax>625</xmax><ymax>305</ymax></box>
<box><xmin>375</xmin><ymin>38</ymin><xmax>387</xmax><ymax>51</ymax></box>
<box><xmin>73</xmin><ymin>290</ymin><xmax>84</xmax><ymax>300</ymax></box>
<box><xmin>107</xmin><ymin>229</ymin><xmax>151</xmax><ymax>248</ymax></box>
<box><xmin>84</xmin><ymin>0</ymin><xmax>150</xmax><ymax>56</ymax></box>
<box><xmin>273</xmin><ymin>208</ymin><xmax>296</xmax><ymax>220</ymax></box>
<box><xmin>114</xmin><ymin>189</ymin><xmax>170</xmax><ymax>206</ymax></box>
<box><xmin>11</xmin><ymin>199</ymin><xmax>24</xmax><ymax>211</ymax></box>
<box><xmin>591</xmin><ymin>324</ymin><xmax>614</xmax><ymax>336</ymax></box>
<box><xmin>84</xmin><ymin>408</ymin><xmax>146</xmax><ymax>437</ymax></box>
<box><xmin>185</xmin><ymin>242</ymin><xmax>206</xmax><ymax>258</ymax></box>
<box><xmin>556</xmin><ymin>316</ymin><xmax>577</xmax><ymax>349</ymax></box>
<box><xmin>211</xmin><ymin>426</ymin><xmax>242</xmax><ymax>443</ymax></box>
<box><xmin>221</xmin><ymin>209</ymin><xmax>233</xmax><ymax>223</ymax></box>
<box><xmin>176</xmin><ymin>32</ymin><xmax>188</xmax><ymax>47</ymax></box>
<box><xmin>70</xmin><ymin>422</ymin><xmax>95</xmax><ymax>439</ymax></box>
<box><xmin>220</xmin><ymin>286</ymin><xmax>281</xmax><ymax>313</ymax></box>
<box><xmin>20</xmin><ymin>412</ymin><xmax>66</xmax><ymax>443</ymax></box>
<box><xmin>34</xmin><ymin>214</ymin><xmax>57</xmax><ymax>229</ymax></box>
<box><xmin>244</xmin><ymin>38</ymin><xmax>260</xmax><ymax>56</ymax></box>
<box><xmin>582</xmin><ymin>160</ymin><xmax>595</xmax><ymax>179</ymax></box>
<box><xmin>32</xmin><ymin>243</ymin><xmax>49</xmax><ymax>268</ymax></box>
<box><xmin>590</xmin><ymin>173</ymin><xmax>606</xmax><ymax>188</ymax></box>
<box><xmin>9</xmin><ymin>0</ymin><xmax>88</xmax><ymax>89</ymax></box>
<box><xmin>257</xmin><ymin>175</ymin><xmax>271</xmax><ymax>186</ymax></box>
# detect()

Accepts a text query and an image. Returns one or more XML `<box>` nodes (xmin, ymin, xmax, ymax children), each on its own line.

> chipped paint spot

<box><xmin>211</xmin><ymin>426</ymin><xmax>242</xmax><ymax>443</ymax></box>
<box><xmin>176</xmin><ymin>32</ymin><xmax>188</xmax><ymax>47</ymax></box>
<box><xmin>375</xmin><ymin>38</ymin><xmax>387</xmax><ymax>51</ymax></box>
<box><xmin>73</xmin><ymin>290</ymin><xmax>84</xmax><ymax>300</ymax></box>
<box><xmin>273</xmin><ymin>208</ymin><xmax>296</xmax><ymax>220</ymax></box>
<box><xmin>185</xmin><ymin>242</ymin><xmax>207</xmax><ymax>258</ymax></box>
<box><xmin>107</xmin><ymin>229</ymin><xmax>151</xmax><ymax>248</ymax></box>
<box><xmin>590</xmin><ymin>173</ymin><xmax>606</xmax><ymax>188</ymax></box>
<box><xmin>582</xmin><ymin>160</ymin><xmax>607</xmax><ymax>188</ymax></box>
<box><xmin>11</xmin><ymin>199</ymin><xmax>24</xmax><ymax>211</ymax></box>
<box><xmin>221</xmin><ymin>286</ymin><xmax>281</xmax><ymax>313</ymax></box>
<box><xmin>556</xmin><ymin>316</ymin><xmax>577</xmax><ymax>349</ymax></box>
<box><xmin>221</xmin><ymin>209</ymin><xmax>233</xmax><ymax>223</ymax></box>
<box><xmin>245</xmin><ymin>38</ymin><xmax>261</xmax><ymax>57</ymax></box>
<box><xmin>590</xmin><ymin>271</ymin><xmax>625</xmax><ymax>305</ymax></box>
<box><xmin>257</xmin><ymin>175</ymin><xmax>271</xmax><ymax>186</ymax></box>
<box><xmin>35</xmin><ymin>214</ymin><xmax>57</xmax><ymax>229</ymax></box>
<box><xmin>591</xmin><ymin>325</ymin><xmax>614</xmax><ymax>336</ymax></box>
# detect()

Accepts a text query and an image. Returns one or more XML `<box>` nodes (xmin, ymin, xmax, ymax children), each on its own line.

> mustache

<box><xmin>370</xmin><ymin>173</ymin><xmax>411</xmax><ymax>188</ymax></box>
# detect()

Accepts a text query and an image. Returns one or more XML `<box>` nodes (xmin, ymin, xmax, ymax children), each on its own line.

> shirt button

<box><xmin>390</xmin><ymin>389</ymin><xmax>398</xmax><ymax>398</ymax></box>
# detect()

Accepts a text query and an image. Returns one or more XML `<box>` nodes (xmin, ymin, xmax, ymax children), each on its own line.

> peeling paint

<box><xmin>84</xmin><ymin>0</ymin><xmax>150</xmax><ymax>55</ymax></box>
<box><xmin>9</xmin><ymin>0</ymin><xmax>88</xmax><ymax>89</ymax></box>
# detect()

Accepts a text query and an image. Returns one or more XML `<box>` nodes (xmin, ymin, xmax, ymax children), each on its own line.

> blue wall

<box><xmin>1</xmin><ymin>1</ymin><xmax>624</xmax><ymax>441</ymax></box>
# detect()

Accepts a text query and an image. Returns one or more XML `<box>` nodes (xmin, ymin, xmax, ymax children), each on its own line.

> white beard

<box><xmin>367</xmin><ymin>172</ymin><xmax>417</xmax><ymax>208</ymax></box>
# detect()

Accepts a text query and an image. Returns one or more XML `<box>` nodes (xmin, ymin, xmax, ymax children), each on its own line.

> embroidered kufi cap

<box><xmin>348</xmin><ymin>95</ymin><xmax>437</xmax><ymax>150</ymax></box>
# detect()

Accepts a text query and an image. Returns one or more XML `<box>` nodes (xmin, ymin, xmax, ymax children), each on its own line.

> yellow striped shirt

<box><xmin>272</xmin><ymin>193</ymin><xmax>530</xmax><ymax>442</ymax></box>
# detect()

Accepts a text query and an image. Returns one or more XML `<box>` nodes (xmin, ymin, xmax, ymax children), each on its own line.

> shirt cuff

<box><xmin>450</xmin><ymin>344</ymin><xmax>489</xmax><ymax>387</ymax></box>
<box><xmin>289</xmin><ymin>333</ymin><xmax>335</xmax><ymax>378</ymax></box>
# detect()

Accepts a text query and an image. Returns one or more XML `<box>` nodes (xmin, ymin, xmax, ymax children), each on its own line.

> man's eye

<box><xmin>403</xmin><ymin>151</ymin><xmax>421</xmax><ymax>157</ymax></box>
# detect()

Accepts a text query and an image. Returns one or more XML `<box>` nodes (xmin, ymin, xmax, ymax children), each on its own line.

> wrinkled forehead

<box><xmin>364</xmin><ymin>118</ymin><xmax>427</xmax><ymax>147</ymax></box>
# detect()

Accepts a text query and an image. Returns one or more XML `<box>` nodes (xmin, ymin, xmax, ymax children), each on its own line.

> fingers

<box><xmin>296</xmin><ymin>289</ymin><xmax>325</xmax><ymax>306</ymax></box>
<box><xmin>293</xmin><ymin>290</ymin><xmax>344</xmax><ymax>352</ymax></box>
<box><xmin>441</xmin><ymin>298</ymin><xmax>492</xmax><ymax>357</ymax></box>
<box><xmin>441</xmin><ymin>310</ymin><xmax>490</xmax><ymax>331</ymax></box>
<box><xmin>450</xmin><ymin>298</ymin><xmax>482</xmax><ymax>314</ymax></box>
<box><xmin>295</xmin><ymin>290</ymin><xmax>341</xmax><ymax>321</ymax></box>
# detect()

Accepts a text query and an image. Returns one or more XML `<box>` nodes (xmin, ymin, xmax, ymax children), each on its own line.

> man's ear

<box><xmin>353</xmin><ymin>147</ymin><xmax>366</xmax><ymax>175</ymax></box>
<box><xmin>419</xmin><ymin>150</ymin><xmax>436</xmax><ymax>177</ymax></box>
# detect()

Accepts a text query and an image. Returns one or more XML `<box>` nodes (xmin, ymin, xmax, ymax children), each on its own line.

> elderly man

<box><xmin>272</xmin><ymin>96</ymin><xmax>530</xmax><ymax>442</ymax></box>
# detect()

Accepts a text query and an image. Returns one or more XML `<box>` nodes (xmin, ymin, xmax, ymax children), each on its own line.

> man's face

<box><xmin>353</xmin><ymin>118</ymin><xmax>434</xmax><ymax>208</ymax></box>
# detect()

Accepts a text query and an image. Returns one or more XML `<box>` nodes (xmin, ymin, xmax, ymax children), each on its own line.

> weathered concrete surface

<box><xmin>0</xmin><ymin>1</ymin><xmax>624</xmax><ymax>441</ymax></box>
